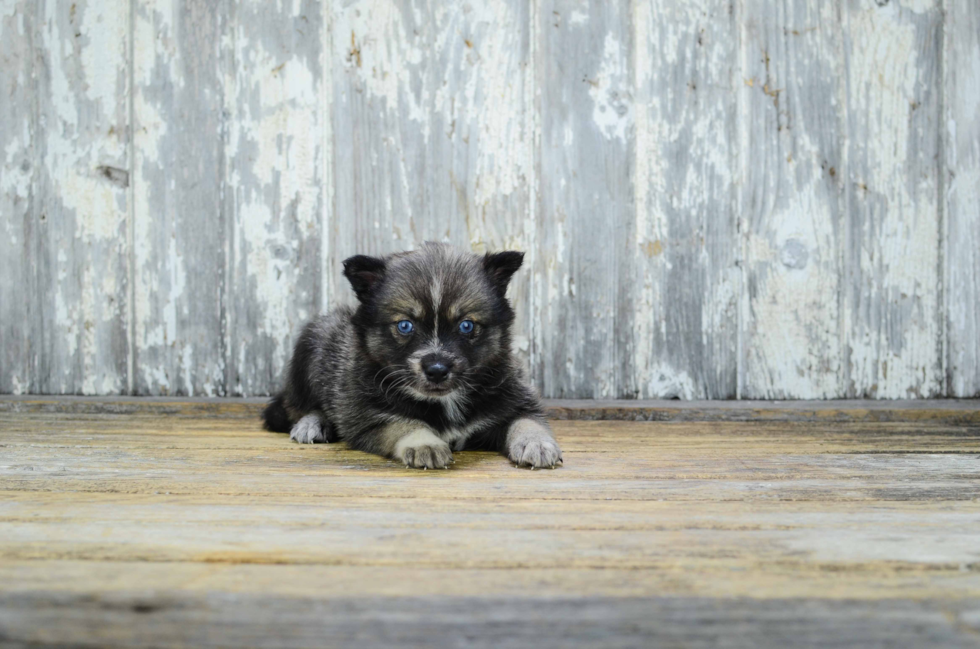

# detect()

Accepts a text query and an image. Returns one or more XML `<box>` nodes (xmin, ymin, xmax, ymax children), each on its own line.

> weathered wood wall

<box><xmin>0</xmin><ymin>0</ymin><xmax>977</xmax><ymax>399</ymax></box>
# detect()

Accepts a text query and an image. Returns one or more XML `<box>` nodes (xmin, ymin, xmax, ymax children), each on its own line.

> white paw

<box><xmin>394</xmin><ymin>429</ymin><xmax>453</xmax><ymax>469</ymax></box>
<box><xmin>507</xmin><ymin>419</ymin><xmax>563</xmax><ymax>469</ymax></box>
<box><xmin>290</xmin><ymin>414</ymin><xmax>327</xmax><ymax>444</ymax></box>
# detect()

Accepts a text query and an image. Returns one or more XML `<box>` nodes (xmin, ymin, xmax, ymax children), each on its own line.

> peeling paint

<box><xmin>944</xmin><ymin>0</ymin><xmax>979</xmax><ymax>397</ymax></box>
<box><xmin>634</xmin><ymin>0</ymin><xmax>737</xmax><ymax>399</ymax></box>
<box><xmin>844</xmin><ymin>0</ymin><xmax>942</xmax><ymax>398</ymax></box>
<box><xmin>588</xmin><ymin>32</ymin><xmax>633</xmax><ymax>142</ymax></box>
<box><xmin>31</xmin><ymin>0</ymin><xmax>131</xmax><ymax>394</ymax></box>
<box><xmin>0</xmin><ymin>0</ymin><xmax>34</xmax><ymax>394</ymax></box>
<box><xmin>1</xmin><ymin>0</ymin><xmax>976</xmax><ymax>399</ymax></box>
<box><xmin>226</xmin><ymin>0</ymin><xmax>323</xmax><ymax>396</ymax></box>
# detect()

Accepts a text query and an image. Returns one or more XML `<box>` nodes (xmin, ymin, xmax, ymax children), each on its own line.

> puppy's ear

<box><xmin>483</xmin><ymin>251</ymin><xmax>524</xmax><ymax>297</ymax></box>
<box><xmin>343</xmin><ymin>255</ymin><xmax>386</xmax><ymax>302</ymax></box>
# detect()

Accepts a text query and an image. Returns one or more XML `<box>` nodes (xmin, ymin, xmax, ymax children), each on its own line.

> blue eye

<box><xmin>458</xmin><ymin>320</ymin><xmax>474</xmax><ymax>334</ymax></box>
<box><xmin>396</xmin><ymin>320</ymin><xmax>414</xmax><ymax>335</ymax></box>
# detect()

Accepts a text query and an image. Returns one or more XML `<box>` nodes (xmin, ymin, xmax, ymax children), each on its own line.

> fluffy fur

<box><xmin>263</xmin><ymin>243</ymin><xmax>562</xmax><ymax>470</ymax></box>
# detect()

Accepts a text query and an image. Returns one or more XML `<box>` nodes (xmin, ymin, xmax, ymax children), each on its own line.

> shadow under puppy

<box><xmin>263</xmin><ymin>242</ymin><xmax>562</xmax><ymax>470</ymax></box>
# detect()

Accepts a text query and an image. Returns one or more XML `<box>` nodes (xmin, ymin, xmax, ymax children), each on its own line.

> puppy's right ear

<box><xmin>342</xmin><ymin>255</ymin><xmax>386</xmax><ymax>302</ymax></box>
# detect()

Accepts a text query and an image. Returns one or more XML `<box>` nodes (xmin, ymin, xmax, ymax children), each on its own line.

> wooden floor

<box><xmin>1</xmin><ymin>398</ymin><xmax>980</xmax><ymax>648</ymax></box>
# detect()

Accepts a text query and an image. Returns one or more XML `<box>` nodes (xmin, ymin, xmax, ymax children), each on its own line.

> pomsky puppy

<box><xmin>262</xmin><ymin>242</ymin><xmax>562</xmax><ymax>470</ymax></box>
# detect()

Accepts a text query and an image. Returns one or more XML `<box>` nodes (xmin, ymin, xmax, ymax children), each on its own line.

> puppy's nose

<box><xmin>423</xmin><ymin>360</ymin><xmax>452</xmax><ymax>384</ymax></box>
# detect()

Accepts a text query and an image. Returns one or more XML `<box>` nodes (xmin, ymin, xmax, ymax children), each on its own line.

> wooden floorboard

<box><xmin>1</xmin><ymin>400</ymin><xmax>979</xmax><ymax>647</ymax></box>
<box><xmin>5</xmin><ymin>395</ymin><xmax>980</xmax><ymax>424</ymax></box>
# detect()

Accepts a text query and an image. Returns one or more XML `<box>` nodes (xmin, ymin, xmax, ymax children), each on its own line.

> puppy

<box><xmin>262</xmin><ymin>243</ymin><xmax>562</xmax><ymax>470</ymax></box>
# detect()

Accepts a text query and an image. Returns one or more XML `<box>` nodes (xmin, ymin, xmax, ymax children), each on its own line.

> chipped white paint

<box><xmin>634</xmin><ymin>0</ymin><xmax>737</xmax><ymax>399</ymax></box>
<box><xmin>2</xmin><ymin>0</ymin><xmax>978</xmax><ymax>398</ymax></box>
<box><xmin>133</xmin><ymin>0</ymin><xmax>226</xmax><ymax>396</ymax></box>
<box><xmin>945</xmin><ymin>0</ymin><xmax>980</xmax><ymax>397</ymax></box>
<box><xmin>224</xmin><ymin>0</ymin><xmax>324</xmax><ymax>396</ymax></box>
<box><xmin>741</xmin><ymin>0</ymin><xmax>843</xmax><ymax>399</ymax></box>
<box><xmin>589</xmin><ymin>32</ymin><xmax>633</xmax><ymax>142</ymax></box>
<box><xmin>33</xmin><ymin>0</ymin><xmax>131</xmax><ymax>394</ymax></box>
<box><xmin>843</xmin><ymin>0</ymin><xmax>943</xmax><ymax>398</ymax></box>
<box><xmin>0</xmin><ymin>0</ymin><xmax>33</xmax><ymax>394</ymax></box>
<box><xmin>536</xmin><ymin>0</ymin><xmax>635</xmax><ymax>399</ymax></box>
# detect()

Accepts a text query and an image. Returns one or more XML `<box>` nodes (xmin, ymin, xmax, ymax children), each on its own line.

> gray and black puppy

<box><xmin>262</xmin><ymin>242</ymin><xmax>562</xmax><ymax>470</ymax></box>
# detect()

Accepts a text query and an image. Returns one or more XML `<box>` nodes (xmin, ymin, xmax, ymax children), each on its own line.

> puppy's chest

<box><xmin>438</xmin><ymin>416</ymin><xmax>487</xmax><ymax>451</ymax></box>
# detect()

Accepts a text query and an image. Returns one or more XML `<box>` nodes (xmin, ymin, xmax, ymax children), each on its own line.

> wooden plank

<box><xmin>0</xmin><ymin>0</ymin><xmax>34</xmax><ymax>394</ymax></box>
<box><xmin>1</xmin><ymin>416</ymin><xmax>979</xmax><ymax>565</ymax></box>
<box><xmin>1</xmin><ymin>590</ymin><xmax>977</xmax><ymax>649</ymax></box>
<box><xmin>634</xmin><ymin>0</ymin><xmax>737</xmax><ymax>399</ymax></box>
<box><xmin>535</xmin><ymin>1</ymin><xmax>635</xmax><ymax>398</ymax></box>
<box><xmin>4</xmin><ymin>395</ymin><xmax>980</xmax><ymax>424</ymax></box>
<box><xmin>224</xmin><ymin>0</ymin><xmax>325</xmax><ymax>396</ymax></box>
<box><xmin>4</xmin><ymin>489</ymin><xmax>980</xmax><ymax>567</ymax></box>
<box><xmin>32</xmin><ymin>0</ymin><xmax>131</xmax><ymax>394</ymax></box>
<box><xmin>842</xmin><ymin>0</ymin><xmax>943</xmax><ymax>398</ymax></box>
<box><xmin>132</xmin><ymin>0</ymin><xmax>226</xmax><ymax>396</ymax></box>
<box><xmin>2</xmin><ymin>416</ymin><xmax>978</xmax><ymax>503</ymax></box>
<box><xmin>329</xmin><ymin>0</ymin><xmax>533</xmax><ymax>366</ymax></box>
<box><xmin>1</xmin><ymin>411</ymin><xmax>980</xmax><ymax>647</ymax></box>
<box><xmin>740</xmin><ymin>1</ymin><xmax>844</xmax><ymax>398</ymax></box>
<box><xmin>2</xmin><ymin>556</ymin><xmax>979</xmax><ymax>601</ymax></box>
<box><xmin>945</xmin><ymin>0</ymin><xmax>980</xmax><ymax>397</ymax></box>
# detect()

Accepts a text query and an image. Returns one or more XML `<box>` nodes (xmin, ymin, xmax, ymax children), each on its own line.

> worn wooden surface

<box><xmin>740</xmin><ymin>0</ymin><xmax>843</xmax><ymax>399</ymax></box>
<box><xmin>635</xmin><ymin>0</ymin><xmax>738</xmax><ymax>401</ymax></box>
<box><xmin>1</xmin><ymin>0</ymin><xmax>979</xmax><ymax>399</ymax></box>
<box><xmin>843</xmin><ymin>0</ymin><xmax>944</xmax><ymax>399</ymax></box>
<box><xmin>1</xmin><ymin>401</ymin><xmax>979</xmax><ymax>647</ymax></box>
<box><xmin>132</xmin><ymin>0</ymin><xmax>226</xmax><ymax>396</ymax></box>
<box><xmin>945</xmin><ymin>0</ymin><xmax>980</xmax><ymax>398</ymax></box>
<box><xmin>34</xmin><ymin>0</ymin><xmax>131</xmax><ymax>395</ymax></box>
<box><xmin>224</xmin><ymin>0</ymin><xmax>326</xmax><ymax>396</ymax></box>
<box><xmin>6</xmin><ymin>395</ymin><xmax>980</xmax><ymax>424</ymax></box>
<box><xmin>0</xmin><ymin>0</ymin><xmax>33</xmax><ymax>395</ymax></box>
<box><xmin>535</xmin><ymin>1</ymin><xmax>636</xmax><ymax>399</ymax></box>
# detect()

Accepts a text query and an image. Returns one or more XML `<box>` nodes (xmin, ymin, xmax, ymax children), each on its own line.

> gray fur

<box><xmin>506</xmin><ymin>418</ymin><xmax>563</xmax><ymax>469</ymax></box>
<box><xmin>263</xmin><ymin>243</ymin><xmax>561</xmax><ymax>469</ymax></box>
<box><xmin>290</xmin><ymin>413</ymin><xmax>327</xmax><ymax>444</ymax></box>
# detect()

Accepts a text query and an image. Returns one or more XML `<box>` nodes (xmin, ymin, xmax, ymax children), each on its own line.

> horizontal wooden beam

<box><xmin>2</xmin><ymin>395</ymin><xmax>978</xmax><ymax>424</ymax></box>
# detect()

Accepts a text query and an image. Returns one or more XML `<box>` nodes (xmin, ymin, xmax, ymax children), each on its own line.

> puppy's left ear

<box><xmin>483</xmin><ymin>251</ymin><xmax>524</xmax><ymax>296</ymax></box>
<box><xmin>343</xmin><ymin>255</ymin><xmax>386</xmax><ymax>302</ymax></box>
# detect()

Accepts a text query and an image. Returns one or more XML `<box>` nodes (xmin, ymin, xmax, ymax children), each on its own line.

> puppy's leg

<box><xmin>506</xmin><ymin>418</ymin><xmax>562</xmax><ymax>469</ymax></box>
<box><xmin>380</xmin><ymin>420</ymin><xmax>453</xmax><ymax>470</ymax></box>
<box><xmin>290</xmin><ymin>413</ymin><xmax>334</xmax><ymax>444</ymax></box>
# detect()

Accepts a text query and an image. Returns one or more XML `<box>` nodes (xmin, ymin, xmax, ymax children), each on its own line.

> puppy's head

<box><xmin>343</xmin><ymin>243</ymin><xmax>523</xmax><ymax>401</ymax></box>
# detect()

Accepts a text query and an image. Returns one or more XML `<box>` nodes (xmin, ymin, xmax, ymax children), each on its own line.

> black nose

<box><xmin>423</xmin><ymin>361</ymin><xmax>451</xmax><ymax>384</ymax></box>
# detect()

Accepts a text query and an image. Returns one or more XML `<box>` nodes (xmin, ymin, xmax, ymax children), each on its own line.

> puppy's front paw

<box><xmin>394</xmin><ymin>429</ymin><xmax>453</xmax><ymax>470</ymax></box>
<box><xmin>401</xmin><ymin>443</ymin><xmax>454</xmax><ymax>470</ymax></box>
<box><xmin>507</xmin><ymin>418</ymin><xmax>563</xmax><ymax>469</ymax></box>
<box><xmin>290</xmin><ymin>414</ymin><xmax>328</xmax><ymax>444</ymax></box>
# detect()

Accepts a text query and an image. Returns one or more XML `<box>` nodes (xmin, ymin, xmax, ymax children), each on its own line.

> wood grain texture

<box><xmin>33</xmin><ymin>0</ymin><xmax>131</xmax><ymax>394</ymax></box>
<box><xmin>224</xmin><ymin>0</ymin><xmax>325</xmax><ymax>396</ymax></box>
<box><xmin>740</xmin><ymin>0</ymin><xmax>844</xmax><ymax>399</ymax></box>
<box><xmin>5</xmin><ymin>395</ymin><xmax>980</xmax><ymax>424</ymax></box>
<box><xmin>329</xmin><ymin>0</ymin><xmax>533</xmax><ymax>367</ymax></box>
<box><xmin>2</xmin><ymin>589</ymin><xmax>978</xmax><ymax>649</ymax></box>
<box><xmin>842</xmin><ymin>0</ymin><xmax>943</xmax><ymax>398</ymax></box>
<box><xmin>635</xmin><ymin>0</ymin><xmax>737</xmax><ymax>399</ymax></box>
<box><xmin>945</xmin><ymin>0</ymin><xmax>980</xmax><ymax>398</ymax></box>
<box><xmin>535</xmin><ymin>0</ymin><xmax>636</xmax><ymax>398</ymax></box>
<box><xmin>0</xmin><ymin>408</ymin><xmax>979</xmax><ymax>647</ymax></box>
<box><xmin>1</xmin><ymin>1</ymin><xmax>978</xmax><ymax>400</ymax></box>
<box><xmin>0</xmin><ymin>0</ymin><xmax>34</xmax><ymax>394</ymax></box>
<box><xmin>132</xmin><ymin>0</ymin><xmax>226</xmax><ymax>396</ymax></box>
